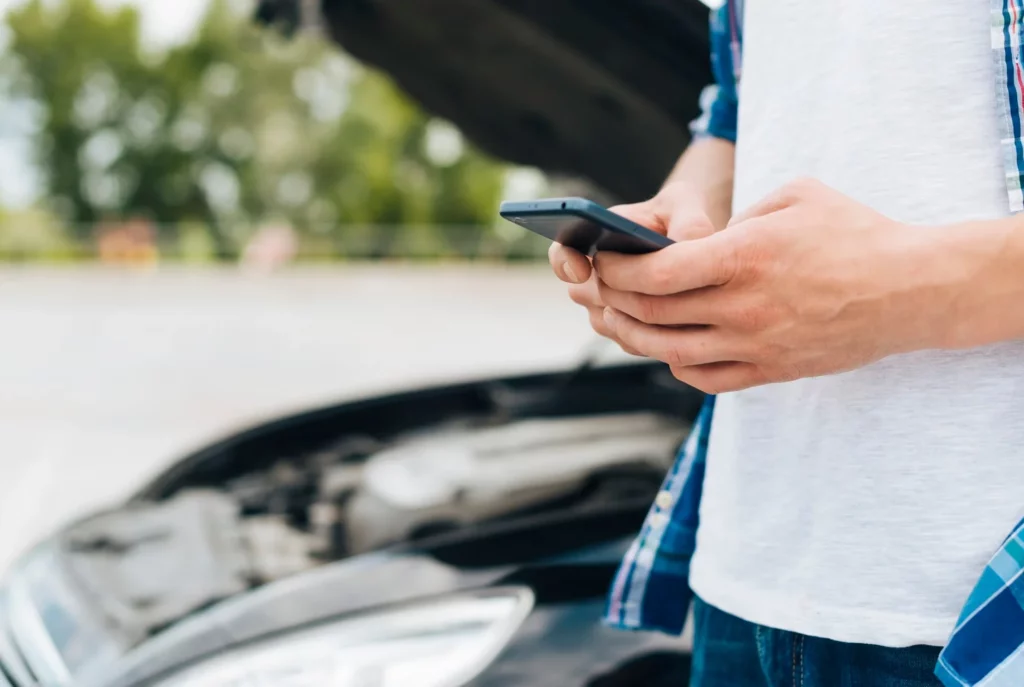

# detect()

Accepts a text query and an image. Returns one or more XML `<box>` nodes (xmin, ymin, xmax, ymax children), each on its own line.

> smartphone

<box><xmin>499</xmin><ymin>197</ymin><xmax>673</xmax><ymax>256</ymax></box>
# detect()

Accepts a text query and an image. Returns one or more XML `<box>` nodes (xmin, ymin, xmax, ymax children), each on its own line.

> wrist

<box><xmin>919</xmin><ymin>218</ymin><xmax>1024</xmax><ymax>350</ymax></box>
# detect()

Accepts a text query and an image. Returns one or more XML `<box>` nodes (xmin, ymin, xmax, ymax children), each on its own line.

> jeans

<box><xmin>691</xmin><ymin>597</ymin><xmax>942</xmax><ymax>687</ymax></box>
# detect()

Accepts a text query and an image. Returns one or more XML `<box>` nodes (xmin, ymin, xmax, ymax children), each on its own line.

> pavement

<box><xmin>0</xmin><ymin>265</ymin><xmax>606</xmax><ymax>572</ymax></box>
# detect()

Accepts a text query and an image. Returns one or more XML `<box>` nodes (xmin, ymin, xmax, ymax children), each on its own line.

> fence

<box><xmin>0</xmin><ymin>220</ymin><xmax>553</xmax><ymax>265</ymax></box>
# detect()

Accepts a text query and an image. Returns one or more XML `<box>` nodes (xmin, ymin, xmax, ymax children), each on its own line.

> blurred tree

<box><xmin>0</xmin><ymin>207</ymin><xmax>76</xmax><ymax>261</ymax></box>
<box><xmin>1</xmin><ymin>0</ymin><xmax>511</xmax><ymax>260</ymax></box>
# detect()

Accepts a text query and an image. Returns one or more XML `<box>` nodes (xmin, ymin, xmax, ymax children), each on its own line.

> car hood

<box><xmin>257</xmin><ymin>0</ymin><xmax>713</xmax><ymax>201</ymax></box>
<box><xmin>80</xmin><ymin>550</ymin><xmax>503</xmax><ymax>687</ymax></box>
<box><xmin>69</xmin><ymin>502</ymin><xmax>645</xmax><ymax>687</ymax></box>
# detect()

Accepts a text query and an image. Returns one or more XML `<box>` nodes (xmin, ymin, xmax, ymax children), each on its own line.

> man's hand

<box><xmin>549</xmin><ymin>182</ymin><xmax>718</xmax><ymax>353</ymax></box>
<box><xmin>595</xmin><ymin>178</ymin><xmax>956</xmax><ymax>393</ymax></box>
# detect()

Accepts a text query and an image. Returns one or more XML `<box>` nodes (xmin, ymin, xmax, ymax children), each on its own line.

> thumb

<box><xmin>666</xmin><ymin>208</ymin><xmax>716</xmax><ymax>242</ymax></box>
<box><xmin>613</xmin><ymin>189</ymin><xmax>715</xmax><ymax>242</ymax></box>
<box><xmin>608</xmin><ymin>201</ymin><xmax>669</xmax><ymax>236</ymax></box>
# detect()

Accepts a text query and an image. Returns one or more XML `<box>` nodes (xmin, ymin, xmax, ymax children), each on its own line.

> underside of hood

<box><xmin>257</xmin><ymin>0</ymin><xmax>714</xmax><ymax>201</ymax></box>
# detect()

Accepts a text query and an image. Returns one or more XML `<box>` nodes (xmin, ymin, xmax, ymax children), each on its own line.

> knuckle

<box><xmin>648</xmin><ymin>260</ymin><xmax>678</xmax><ymax>293</ymax></box>
<box><xmin>692</xmin><ymin>215</ymin><xmax>715</xmax><ymax>234</ymax></box>
<box><xmin>671</xmin><ymin>366</ymin><xmax>722</xmax><ymax>394</ymax></box>
<box><xmin>760</xmin><ymin>338</ymin><xmax>787</xmax><ymax>360</ymax></box>
<box><xmin>664</xmin><ymin>344</ymin><xmax>691</xmax><ymax>369</ymax></box>
<box><xmin>785</xmin><ymin>177</ymin><xmax>812</xmax><ymax>196</ymax></box>
<box><xmin>567</xmin><ymin>285</ymin><xmax>591</xmax><ymax>306</ymax></box>
<box><xmin>636</xmin><ymin>295</ymin><xmax>661</xmax><ymax>324</ymax></box>
<box><xmin>765</xmin><ymin>360</ymin><xmax>802</xmax><ymax>384</ymax></box>
<box><xmin>587</xmin><ymin>308</ymin><xmax>611</xmax><ymax>337</ymax></box>
<box><xmin>731</xmin><ymin>302</ymin><xmax>769</xmax><ymax>331</ymax></box>
<box><xmin>725</xmin><ymin>231</ymin><xmax>765</xmax><ymax>281</ymax></box>
<box><xmin>669</xmin><ymin>365</ymin><xmax>691</xmax><ymax>384</ymax></box>
<box><xmin>781</xmin><ymin>176</ymin><xmax>820</xmax><ymax>202</ymax></box>
<box><xmin>712</xmin><ymin>237</ymin><xmax>743</xmax><ymax>284</ymax></box>
<box><xmin>671</xmin><ymin>214</ymin><xmax>715</xmax><ymax>241</ymax></box>
<box><xmin>569</xmin><ymin>281</ymin><xmax>602</xmax><ymax>307</ymax></box>
<box><xmin>698</xmin><ymin>381</ymin><xmax>726</xmax><ymax>394</ymax></box>
<box><xmin>731</xmin><ymin>225</ymin><xmax>759</xmax><ymax>253</ymax></box>
<box><xmin>698</xmin><ymin>371</ymin><xmax>735</xmax><ymax>394</ymax></box>
<box><xmin>748</xmin><ymin>340</ymin><xmax>772</xmax><ymax>363</ymax></box>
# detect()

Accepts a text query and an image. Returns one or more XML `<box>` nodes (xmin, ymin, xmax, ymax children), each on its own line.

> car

<box><xmin>0</xmin><ymin>360</ymin><xmax>704</xmax><ymax>686</ymax></box>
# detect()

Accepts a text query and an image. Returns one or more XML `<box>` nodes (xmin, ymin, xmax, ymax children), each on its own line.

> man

<box><xmin>549</xmin><ymin>1</ymin><xmax>1024</xmax><ymax>686</ymax></box>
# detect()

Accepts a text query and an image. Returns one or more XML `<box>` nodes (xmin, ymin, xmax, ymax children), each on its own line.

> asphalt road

<box><xmin>0</xmin><ymin>265</ymin><xmax>607</xmax><ymax>572</ymax></box>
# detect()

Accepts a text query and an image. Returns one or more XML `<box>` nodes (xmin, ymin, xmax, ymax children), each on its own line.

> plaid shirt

<box><xmin>604</xmin><ymin>3</ymin><xmax>1024</xmax><ymax>686</ymax></box>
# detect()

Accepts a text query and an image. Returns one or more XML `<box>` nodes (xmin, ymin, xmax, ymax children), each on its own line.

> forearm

<box><xmin>664</xmin><ymin>136</ymin><xmax>736</xmax><ymax>231</ymax></box>
<box><xmin>930</xmin><ymin>217</ymin><xmax>1024</xmax><ymax>349</ymax></box>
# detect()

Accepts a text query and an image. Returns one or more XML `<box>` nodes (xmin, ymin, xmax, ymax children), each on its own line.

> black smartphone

<box><xmin>499</xmin><ymin>197</ymin><xmax>673</xmax><ymax>255</ymax></box>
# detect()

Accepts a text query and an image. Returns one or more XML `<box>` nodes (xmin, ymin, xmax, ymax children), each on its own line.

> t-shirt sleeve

<box><xmin>689</xmin><ymin>2</ymin><xmax>739</xmax><ymax>143</ymax></box>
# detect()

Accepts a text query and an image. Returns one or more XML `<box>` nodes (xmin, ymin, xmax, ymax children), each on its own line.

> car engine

<box><xmin>53</xmin><ymin>410</ymin><xmax>687</xmax><ymax>639</ymax></box>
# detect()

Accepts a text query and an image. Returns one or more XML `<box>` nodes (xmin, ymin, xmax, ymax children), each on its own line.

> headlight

<box><xmin>153</xmin><ymin>587</ymin><xmax>534</xmax><ymax>687</ymax></box>
<box><xmin>0</xmin><ymin>544</ymin><xmax>127</xmax><ymax>685</ymax></box>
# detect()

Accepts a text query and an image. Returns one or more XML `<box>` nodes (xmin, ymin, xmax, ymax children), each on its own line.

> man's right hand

<box><xmin>549</xmin><ymin>181</ymin><xmax>719</xmax><ymax>354</ymax></box>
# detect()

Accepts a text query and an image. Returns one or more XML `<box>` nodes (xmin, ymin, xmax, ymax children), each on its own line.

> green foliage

<box><xmin>1</xmin><ymin>0</ymin><xmax>514</xmax><ymax>260</ymax></box>
<box><xmin>0</xmin><ymin>208</ymin><xmax>77</xmax><ymax>261</ymax></box>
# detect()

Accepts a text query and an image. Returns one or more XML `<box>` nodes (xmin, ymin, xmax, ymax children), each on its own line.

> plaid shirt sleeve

<box><xmin>604</xmin><ymin>396</ymin><xmax>715</xmax><ymax>634</ymax></box>
<box><xmin>936</xmin><ymin>518</ymin><xmax>1024</xmax><ymax>686</ymax></box>
<box><xmin>689</xmin><ymin>1</ymin><xmax>742</xmax><ymax>143</ymax></box>
<box><xmin>992</xmin><ymin>0</ymin><xmax>1024</xmax><ymax>212</ymax></box>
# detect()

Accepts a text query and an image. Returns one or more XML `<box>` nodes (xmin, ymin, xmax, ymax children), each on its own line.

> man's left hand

<box><xmin>594</xmin><ymin>178</ymin><xmax>955</xmax><ymax>393</ymax></box>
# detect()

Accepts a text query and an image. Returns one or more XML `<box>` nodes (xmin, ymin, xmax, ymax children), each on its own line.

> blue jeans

<box><xmin>691</xmin><ymin>597</ymin><xmax>942</xmax><ymax>687</ymax></box>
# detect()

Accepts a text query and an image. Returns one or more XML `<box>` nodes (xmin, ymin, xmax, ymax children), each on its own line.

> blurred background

<box><xmin>0</xmin><ymin>0</ymin><xmax>568</xmax><ymax>262</ymax></box>
<box><xmin>0</xmin><ymin>0</ymin><xmax>608</xmax><ymax>572</ymax></box>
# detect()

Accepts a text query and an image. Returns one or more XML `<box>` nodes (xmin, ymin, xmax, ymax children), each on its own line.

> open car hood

<box><xmin>257</xmin><ymin>0</ymin><xmax>714</xmax><ymax>201</ymax></box>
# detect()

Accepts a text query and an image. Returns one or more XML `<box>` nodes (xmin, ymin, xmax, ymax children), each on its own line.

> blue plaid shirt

<box><xmin>604</xmin><ymin>3</ymin><xmax>1024</xmax><ymax>686</ymax></box>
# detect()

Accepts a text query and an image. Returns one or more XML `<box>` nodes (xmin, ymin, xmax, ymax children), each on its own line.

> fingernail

<box><xmin>603</xmin><ymin>307</ymin><xmax>616</xmax><ymax>327</ymax></box>
<box><xmin>563</xmin><ymin>262</ymin><xmax>580</xmax><ymax>283</ymax></box>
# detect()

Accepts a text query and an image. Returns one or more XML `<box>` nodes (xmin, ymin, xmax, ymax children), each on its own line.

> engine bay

<box><xmin>52</xmin><ymin>364</ymin><xmax>701</xmax><ymax>640</ymax></box>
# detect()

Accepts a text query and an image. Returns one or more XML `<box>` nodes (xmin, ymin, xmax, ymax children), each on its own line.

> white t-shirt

<box><xmin>688</xmin><ymin>0</ymin><xmax>1024</xmax><ymax>648</ymax></box>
